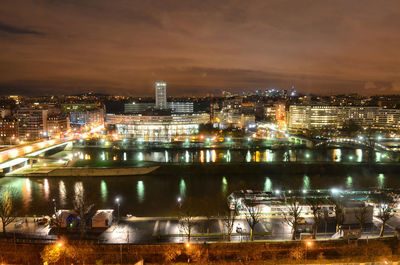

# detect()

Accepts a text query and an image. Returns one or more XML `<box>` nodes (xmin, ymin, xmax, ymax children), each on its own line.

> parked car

<box><xmin>14</xmin><ymin>219</ymin><xmax>24</xmax><ymax>228</ymax></box>
<box><xmin>37</xmin><ymin>218</ymin><xmax>49</xmax><ymax>226</ymax></box>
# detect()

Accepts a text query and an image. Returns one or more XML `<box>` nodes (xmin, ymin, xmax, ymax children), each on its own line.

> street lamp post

<box><xmin>52</xmin><ymin>198</ymin><xmax>57</xmax><ymax>215</ymax></box>
<box><xmin>115</xmin><ymin>198</ymin><xmax>120</xmax><ymax>223</ymax></box>
<box><xmin>305</xmin><ymin>241</ymin><xmax>312</xmax><ymax>262</ymax></box>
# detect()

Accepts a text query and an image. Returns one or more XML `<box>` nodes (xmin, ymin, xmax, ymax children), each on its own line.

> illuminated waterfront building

<box><xmin>106</xmin><ymin>113</ymin><xmax>210</xmax><ymax>140</ymax></box>
<box><xmin>288</xmin><ymin>105</ymin><xmax>400</xmax><ymax>130</ymax></box>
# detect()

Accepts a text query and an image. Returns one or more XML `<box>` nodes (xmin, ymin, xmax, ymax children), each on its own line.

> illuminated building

<box><xmin>63</xmin><ymin>104</ymin><xmax>105</xmax><ymax>128</ymax></box>
<box><xmin>124</xmin><ymin>101</ymin><xmax>194</xmax><ymax>114</ymax></box>
<box><xmin>275</xmin><ymin>103</ymin><xmax>286</xmax><ymax>130</ymax></box>
<box><xmin>0</xmin><ymin>117</ymin><xmax>18</xmax><ymax>144</ymax></box>
<box><xmin>18</xmin><ymin>108</ymin><xmax>48</xmax><ymax>140</ymax></box>
<box><xmin>124</xmin><ymin>102</ymin><xmax>153</xmax><ymax>113</ymax></box>
<box><xmin>168</xmin><ymin>102</ymin><xmax>194</xmax><ymax>113</ymax></box>
<box><xmin>213</xmin><ymin>111</ymin><xmax>255</xmax><ymax>129</ymax></box>
<box><xmin>155</xmin><ymin>81</ymin><xmax>167</xmax><ymax>109</ymax></box>
<box><xmin>47</xmin><ymin>114</ymin><xmax>70</xmax><ymax>138</ymax></box>
<box><xmin>288</xmin><ymin>105</ymin><xmax>400</xmax><ymax>130</ymax></box>
<box><xmin>106</xmin><ymin>113</ymin><xmax>210</xmax><ymax>141</ymax></box>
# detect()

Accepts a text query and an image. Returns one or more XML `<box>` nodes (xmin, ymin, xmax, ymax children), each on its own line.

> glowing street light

<box><xmin>115</xmin><ymin>197</ymin><xmax>121</xmax><ymax>222</ymax></box>
<box><xmin>305</xmin><ymin>240</ymin><xmax>313</xmax><ymax>261</ymax></box>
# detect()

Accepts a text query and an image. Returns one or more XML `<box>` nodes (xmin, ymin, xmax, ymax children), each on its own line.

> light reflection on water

<box><xmin>66</xmin><ymin>147</ymin><xmax>393</xmax><ymax>165</ymax></box>
<box><xmin>137</xmin><ymin>180</ymin><xmax>144</xmax><ymax>203</ymax></box>
<box><xmin>101</xmin><ymin>180</ymin><xmax>108</xmax><ymax>203</ymax></box>
<box><xmin>303</xmin><ymin>175</ymin><xmax>310</xmax><ymax>191</ymax></box>
<box><xmin>59</xmin><ymin>181</ymin><xmax>66</xmax><ymax>207</ymax></box>
<box><xmin>264</xmin><ymin>177</ymin><xmax>272</xmax><ymax>192</ymax></box>
<box><xmin>0</xmin><ymin>171</ymin><xmax>398</xmax><ymax>217</ymax></box>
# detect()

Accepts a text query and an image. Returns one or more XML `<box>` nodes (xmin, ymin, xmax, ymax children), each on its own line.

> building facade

<box><xmin>288</xmin><ymin>105</ymin><xmax>400</xmax><ymax>130</ymax></box>
<box><xmin>155</xmin><ymin>82</ymin><xmax>167</xmax><ymax>109</ymax></box>
<box><xmin>0</xmin><ymin>117</ymin><xmax>18</xmax><ymax>144</ymax></box>
<box><xmin>18</xmin><ymin>108</ymin><xmax>48</xmax><ymax>140</ymax></box>
<box><xmin>124</xmin><ymin>101</ymin><xmax>194</xmax><ymax>114</ymax></box>
<box><xmin>106</xmin><ymin>113</ymin><xmax>210</xmax><ymax>141</ymax></box>
<box><xmin>47</xmin><ymin>114</ymin><xmax>70</xmax><ymax>138</ymax></box>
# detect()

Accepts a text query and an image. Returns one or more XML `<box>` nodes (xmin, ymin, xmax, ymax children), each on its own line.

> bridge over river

<box><xmin>0</xmin><ymin>138</ymin><xmax>72</xmax><ymax>175</ymax></box>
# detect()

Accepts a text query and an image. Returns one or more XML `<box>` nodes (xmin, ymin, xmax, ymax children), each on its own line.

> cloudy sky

<box><xmin>1</xmin><ymin>0</ymin><xmax>400</xmax><ymax>96</ymax></box>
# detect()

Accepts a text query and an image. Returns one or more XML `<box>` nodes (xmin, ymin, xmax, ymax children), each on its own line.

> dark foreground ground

<box><xmin>1</xmin><ymin>237</ymin><xmax>399</xmax><ymax>264</ymax></box>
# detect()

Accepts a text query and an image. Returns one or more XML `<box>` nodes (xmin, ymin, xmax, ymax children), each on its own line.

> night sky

<box><xmin>1</xmin><ymin>0</ymin><xmax>400</xmax><ymax>96</ymax></box>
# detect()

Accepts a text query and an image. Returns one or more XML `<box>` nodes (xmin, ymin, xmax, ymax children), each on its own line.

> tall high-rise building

<box><xmin>155</xmin><ymin>81</ymin><xmax>167</xmax><ymax>109</ymax></box>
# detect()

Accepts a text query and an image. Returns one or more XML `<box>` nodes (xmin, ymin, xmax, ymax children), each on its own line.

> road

<box><xmin>1</xmin><ymin>214</ymin><xmax>397</xmax><ymax>244</ymax></box>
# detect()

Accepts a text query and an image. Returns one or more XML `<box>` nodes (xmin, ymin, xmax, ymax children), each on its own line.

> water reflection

<box><xmin>211</xmin><ymin>150</ymin><xmax>216</xmax><ymax>162</ymax></box>
<box><xmin>70</xmin><ymin>147</ymin><xmax>392</xmax><ymax>164</ymax></box>
<box><xmin>43</xmin><ymin>179</ymin><xmax>50</xmax><ymax>200</ymax></box>
<box><xmin>137</xmin><ymin>152</ymin><xmax>144</xmax><ymax>161</ymax></box>
<box><xmin>226</xmin><ymin>150</ymin><xmax>231</xmax><ymax>163</ymax></box>
<box><xmin>333</xmin><ymin>149</ymin><xmax>341</xmax><ymax>162</ymax></box>
<box><xmin>378</xmin><ymin>173</ymin><xmax>385</xmax><ymax>189</ymax></box>
<box><xmin>165</xmin><ymin>150</ymin><xmax>169</xmax><ymax>163</ymax></box>
<box><xmin>23</xmin><ymin>178</ymin><xmax>31</xmax><ymax>210</ymax></box>
<box><xmin>137</xmin><ymin>180</ymin><xmax>144</xmax><ymax>203</ymax></box>
<box><xmin>179</xmin><ymin>179</ymin><xmax>186</xmax><ymax>198</ymax></box>
<box><xmin>59</xmin><ymin>181</ymin><xmax>66</xmax><ymax>207</ymax></box>
<box><xmin>246</xmin><ymin>151</ymin><xmax>251</xmax><ymax>162</ymax></box>
<box><xmin>303</xmin><ymin>175</ymin><xmax>310</xmax><ymax>191</ymax></box>
<box><xmin>101</xmin><ymin>180</ymin><xmax>108</xmax><ymax>203</ymax></box>
<box><xmin>356</xmin><ymin>149</ymin><xmax>363</xmax><ymax>162</ymax></box>
<box><xmin>206</xmin><ymin>150</ymin><xmax>210</xmax><ymax>163</ymax></box>
<box><xmin>265</xmin><ymin>150</ymin><xmax>273</xmax><ymax>162</ymax></box>
<box><xmin>74</xmin><ymin>182</ymin><xmax>84</xmax><ymax>201</ymax></box>
<box><xmin>222</xmin><ymin>176</ymin><xmax>228</xmax><ymax>195</ymax></box>
<box><xmin>346</xmin><ymin>176</ymin><xmax>353</xmax><ymax>189</ymax></box>
<box><xmin>185</xmin><ymin>151</ymin><xmax>190</xmax><ymax>163</ymax></box>
<box><xmin>264</xmin><ymin>177</ymin><xmax>272</xmax><ymax>192</ymax></box>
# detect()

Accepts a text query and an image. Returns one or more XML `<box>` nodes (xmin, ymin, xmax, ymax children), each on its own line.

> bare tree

<box><xmin>0</xmin><ymin>187</ymin><xmax>17</xmax><ymax>236</ymax></box>
<box><xmin>306</xmin><ymin>198</ymin><xmax>324</xmax><ymax>239</ymax></box>
<box><xmin>178</xmin><ymin>198</ymin><xmax>197</xmax><ymax>243</ymax></box>
<box><xmin>377</xmin><ymin>203</ymin><xmax>394</xmax><ymax>237</ymax></box>
<box><xmin>282</xmin><ymin>199</ymin><xmax>302</xmax><ymax>240</ymax></box>
<box><xmin>72</xmin><ymin>185</ymin><xmax>95</xmax><ymax>237</ymax></box>
<box><xmin>200</xmin><ymin>198</ymin><xmax>218</xmax><ymax>238</ymax></box>
<box><xmin>354</xmin><ymin>205</ymin><xmax>369</xmax><ymax>232</ymax></box>
<box><xmin>331</xmin><ymin>198</ymin><xmax>343</xmax><ymax>232</ymax></box>
<box><xmin>224</xmin><ymin>199</ymin><xmax>238</xmax><ymax>241</ymax></box>
<box><xmin>50</xmin><ymin>212</ymin><xmax>64</xmax><ymax>239</ymax></box>
<box><xmin>244</xmin><ymin>202</ymin><xmax>262</xmax><ymax>241</ymax></box>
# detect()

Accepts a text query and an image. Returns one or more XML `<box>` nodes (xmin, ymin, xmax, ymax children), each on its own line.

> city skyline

<box><xmin>1</xmin><ymin>0</ymin><xmax>400</xmax><ymax>96</ymax></box>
